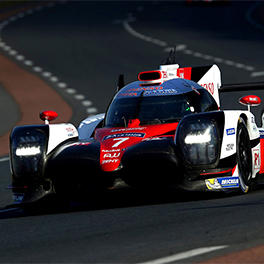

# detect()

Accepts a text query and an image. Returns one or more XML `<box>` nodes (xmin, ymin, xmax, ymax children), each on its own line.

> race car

<box><xmin>9</xmin><ymin>62</ymin><xmax>264</xmax><ymax>204</ymax></box>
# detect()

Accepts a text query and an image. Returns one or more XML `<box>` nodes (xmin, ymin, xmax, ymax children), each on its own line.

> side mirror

<box><xmin>239</xmin><ymin>95</ymin><xmax>261</xmax><ymax>111</ymax></box>
<box><xmin>40</xmin><ymin>110</ymin><xmax>58</xmax><ymax>124</ymax></box>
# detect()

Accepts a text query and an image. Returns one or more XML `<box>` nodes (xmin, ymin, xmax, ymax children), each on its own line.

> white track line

<box><xmin>123</xmin><ymin>14</ymin><xmax>258</xmax><ymax>75</ymax></box>
<box><xmin>0</xmin><ymin>157</ymin><xmax>9</xmax><ymax>162</ymax></box>
<box><xmin>138</xmin><ymin>245</ymin><xmax>228</xmax><ymax>264</ymax></box>
<box><xmin>251</xmin><ymin>71</ymin><xmax>264</xmax><ymax>77</ymax></box>
<box><xmin>0</xmin><ymin>1</ymin><xmax>98</xmax><ymax>116</ymax></box>
<box><xmin>123</xmin><ymin>20</ymin><xmax>167</xmax><ymax>47</ymax></box>
<box><xmin>0</xmin><ymin>208</ymin><xmax>19</xmax><ymax>213</ymax></box>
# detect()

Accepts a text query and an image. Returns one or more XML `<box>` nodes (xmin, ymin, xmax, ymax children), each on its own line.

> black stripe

<box><xmin>190</xmin><ymin>65</ymin><xmax>212</xmax><ymax>82</ymax></box>
<box><xmin>251</xmin><ymin>137</ymin><xmax>260</xmax><ymax>148</ymax></box>
<box><xmin>218</xmin><ymin>153</ymin><xmax>236</xmax><ymax>168</ymax></box>
<box><xmin>162</xmin><ymin>130</ymin><xmax>176</xmax><ymax>136</ymax></box>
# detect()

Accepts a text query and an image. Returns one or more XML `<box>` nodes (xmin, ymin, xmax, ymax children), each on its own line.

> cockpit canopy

<box><xmin>105</xmin><ymin>79</ymin><xmax>218</xmax><ymax>127</ymax></box>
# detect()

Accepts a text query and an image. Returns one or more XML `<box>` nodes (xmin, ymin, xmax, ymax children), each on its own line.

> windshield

<box><xmin>105</xmin><ymin>90</ymin><xmax>218</xmax><ymax>127</ymax></box>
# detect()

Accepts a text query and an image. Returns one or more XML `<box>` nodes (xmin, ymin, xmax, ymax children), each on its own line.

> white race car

<box><xmin>9</xmin><ymin>61</ymin><xmax>264</xmax><ymax>204</ymax></box>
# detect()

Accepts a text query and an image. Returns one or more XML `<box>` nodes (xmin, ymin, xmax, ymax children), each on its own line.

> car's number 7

<box><xmin>112</xmin><ymin>137</ymin><xmax>129</xmax><ymax>148</ymax></box>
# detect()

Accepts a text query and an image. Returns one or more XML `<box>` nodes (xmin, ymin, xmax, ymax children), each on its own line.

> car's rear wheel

<box><xmin>237</xmin><ymin>118</ymin><xmax>252</xmax><ymax>193</ymax></box>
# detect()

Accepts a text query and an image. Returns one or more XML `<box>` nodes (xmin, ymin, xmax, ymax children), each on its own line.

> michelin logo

<box><xmin>218</xmin><ymin>177</ymin><xmax>240</xmax><ymax>188</ymax></box>
<box><xmin>205</xmin><ymin>178</ymin><xmax>222</xmax><ymax>190</ymax></box>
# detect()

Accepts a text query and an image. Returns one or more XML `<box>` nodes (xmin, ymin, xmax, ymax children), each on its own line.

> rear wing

<box><xmin>219</xmin><ymin>82</ymin><xmax>264</xmax><ymax>93</ymax></box>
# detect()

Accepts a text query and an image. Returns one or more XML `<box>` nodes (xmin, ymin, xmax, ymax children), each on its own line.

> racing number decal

<box><xmin>112</xmin><ymin>137</ymin><xmax>129</xmax><ymax>148</ymax></box>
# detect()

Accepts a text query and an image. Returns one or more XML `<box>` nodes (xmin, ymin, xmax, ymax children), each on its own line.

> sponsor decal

<box><xmin>226</xmin><ymin>143</ymin><xmax>234</xmax><ymax>151</ymax></box>
<box><xmin>102</xmin><ymin>159</ymin><xmax>119</xmax><ymax>164</ymax></box>
<box><xmin>226</xmin><ymin>128</ymin><xmax>235</xmax><ymax>135</ymax></box>
<box><xmin>66</xmin><ymin>127</ymin><xmax>75</xmax><ymax>133</ymax></box>
<box><xmin>253</xmin><ymin>149</ymin><xmax>260</xmax><ymax>169</ymax></box>
<box><xmin>128</xmin><ymin>86</ymin><xmax>163</xmax><ymax>92</ymax></box>
<box><xmin>119</xmin><ymin>92</ymin><xmax>137</xmax><ymax>97</ymax></box>
<box><xmin>178</xmin><ymin>68</ymin><xmax>185</xmax><ymax>78</ymax></box>
<box><xmin>13</xmin><ymin>193</ymin><xmax>24</xmax><ymax>203</ymax></box>
<box><xmin>66</xmin><ymin>127</ymin><xmax>77</xmax><ymax>137</ymax></box>
<box><xmin>205</xmin><ymin>178</ymin><xmax>222</xmax><ymax>190</ymax></box>
<box><xmin>218</xmin><ymin>177</ymin><xmax>240</xmax><ymax>188</ymax></box>
<box><xmin>104</xmin><ymin>133</ymin><xmax>145</xmax><ymax>140</ymax></box>
<box><xmin>143</xmin><ymin>137</ymin><xmax>164</xmax><ymax>141</ymax></box>
<box><xmin>103</xmin><ymin>153</ymin><xmax>120</xmax><ymax>158</ymax></box>
<box><xmin>144</xmin><ymin>89</ymin><xmax>178</xmax><ymax>96</ymax></box>
<box><xmin>102</xmin><ymin>149</ymin><xmax>120</xmax><ymax>152</ymax></box>
<box><xmin>251</xmin><ymin>116</ymin><xmax>255</xmax><ymax>123</ymax></box>
<box><xmin>162</xmin><ymin>71</ymin><xmax>168</xmax><ymax>79</ymax></box>
<box><xmin>201</xmin><ymin>83</ymin><xmax>214</xmax><ymax>95</ymax></box>
<box><xmin>259</xmin><ymin>130</ymin><xmax>264</xmax><ymax>137</ymax></box>
<box><xmin>72</xmin><ymin>142</ymin><xmax>91</xmax><ymax>146</ymax></box>
<box><xmin>111</xmin><ymin>127</ymin><xmax>145</xmax><ymax>132</ymax></box>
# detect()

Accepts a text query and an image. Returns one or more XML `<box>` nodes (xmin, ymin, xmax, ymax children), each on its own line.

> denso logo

<box><xmin>201</xmin><ymin>83</ymin><xmax>214</xmax><ymax>95</ymax></box>
<box><xmin>103</xmin><ymin>153</ymin><xmax>120</xmax><ymax>158</ymax></box>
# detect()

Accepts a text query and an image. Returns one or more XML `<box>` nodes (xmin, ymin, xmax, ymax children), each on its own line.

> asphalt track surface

<box><xmin>1</xmin><ymin>1</ymin><xmax>264</xmax><ymax>263</ymax></box>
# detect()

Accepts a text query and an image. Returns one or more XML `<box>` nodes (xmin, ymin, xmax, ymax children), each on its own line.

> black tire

<box><xmin>236</xmin><ymin>118</ymin><xmax>252</xmax><ymax>193</ymax></box>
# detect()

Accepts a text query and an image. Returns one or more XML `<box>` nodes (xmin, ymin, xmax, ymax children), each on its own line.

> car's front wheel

<box><xmin>236</xmin><ymin>118</ymin><xmax>252</xmax><ymax>193</ymax></box>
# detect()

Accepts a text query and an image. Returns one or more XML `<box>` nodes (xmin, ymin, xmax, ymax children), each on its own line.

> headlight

<box><xmin>184</xmin><ymin>127</ymin><xmax>212</xmax><ymax>144</ymax></box>
<box><xmin>10</xmin><ymin>127</ymin><xmax>47</xmax><ymax>179</ymax></box>
<box><xmin>176</xmin><ymin>118</ymin><xmax>219</xmax><ymax>166</ymax></box>
<box><xmin>15</xmin><ymin>135</ymin><xmax>43</xmax><ymax>156</ymax></box>
<box><xmin>16</xmin><ymin>146</ymin><xmax>41</xmax><ymax>156</ymax></box>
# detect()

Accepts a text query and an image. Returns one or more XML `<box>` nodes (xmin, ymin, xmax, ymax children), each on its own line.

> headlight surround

<box><xmin>10</xmin><ymin>127</ymin><xmax>47</xmax><ymax>179</ymax></box>
<box><xmin>176</xmin><ymin>117</ymin><xmax>219</xmax><ymax>166</ymax></box>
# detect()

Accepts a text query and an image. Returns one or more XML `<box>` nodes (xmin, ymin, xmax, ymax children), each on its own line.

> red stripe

<box><xmin>232</xmin><ymin>164</ymin><xmax>237</xmax><ymax>175</ymax></box>
<box><xmin>200</xmin><ymin>168</ymin><xmax>232</xmax><ymax>176</ymax></box>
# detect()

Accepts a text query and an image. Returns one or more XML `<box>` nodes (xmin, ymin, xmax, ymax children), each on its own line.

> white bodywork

<box><xmin>46</xmin><ymin>114</ymin><xmax>105</xmax><ymax>154</ymax></box>
<box><xmin>47</xmin><ymin>123</ymin><xmax>78</xmax><ymax>154</ymax></box>
<box><xmin>221</xmin><ymin>110</ymin><xmax>261</xmax><ymax>181</ymax></box>
<box><xmin>197</xmin><ymin>65</ymin><xmax>221</xmax><ymax>107</ymax></box>
<box><xmin>78</xmin><ymin>113</ymin><xmax>105</xmax><ymax>140</ymax></box>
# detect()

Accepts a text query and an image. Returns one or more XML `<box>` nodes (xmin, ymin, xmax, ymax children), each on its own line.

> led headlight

<box><xmin>177</xmin><ymin>118</ymin><xmax>219</xmax><ymax>166</ymax></box>
<box><xmin>15</xmin><ymin>135</ymin><xmax>43</xmax><ymax>157</ymax></box>
<box><xmin>10</xmin><ymin>127</ymin><xmax>47</xmax><ymax>179</ymax></box>
<box><xmin>184</xmin><ymin>127</ymin><xmax>212</xmax><ymax>144</ymax></box>
<box><xmin>16</xmin><ymin>146</ymin><xmax>41</xmax><ymax>156</ymax></box>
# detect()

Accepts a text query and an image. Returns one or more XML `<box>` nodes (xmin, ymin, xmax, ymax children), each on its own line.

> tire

<box><xmin>236</xmin><ymin>118</ymin><xmax>252</xmax><ymax>193</ymax></box>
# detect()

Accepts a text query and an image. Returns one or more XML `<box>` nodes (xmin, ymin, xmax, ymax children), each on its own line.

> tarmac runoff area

<box><xmin>0</xmin><ymin>4</ymin><xmax>72</xmax><ymax>157</ymax></box>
